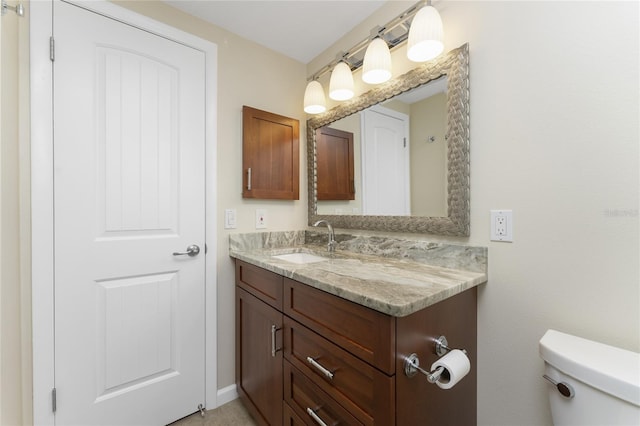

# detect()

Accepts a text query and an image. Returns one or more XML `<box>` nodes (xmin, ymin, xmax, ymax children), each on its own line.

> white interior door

<box><xmin>53</xmin><ymin>2</ymin><xmax>205</xmax><ymax>424</ymax></box>
<box><xmin>361</xmin><ymin>107</ymin><xmax>410</xmax><ymax>215</ymax></box>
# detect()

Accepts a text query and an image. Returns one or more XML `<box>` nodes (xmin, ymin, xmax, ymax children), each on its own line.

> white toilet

<box><xmin>539</xmin><ymin>329</ymin><xmax>640</xmax><ymax>425</ymax></box>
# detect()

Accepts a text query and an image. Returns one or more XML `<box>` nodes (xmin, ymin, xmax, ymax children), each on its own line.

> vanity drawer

<box><xmin>236</xmin><ymin>260</ymin><xmax>283</xmax><ymax>310</ymax></box>
<box><xmin>284</xmin><ymin>317</ymin><xmax>395</xmax><ymax>426</ymax></box>
<box><xmin>284</xmin><ymin>362</ymin><xmax>363</xmax><ymax>426</ymax></box>
<box><xmin>283</xmin><ymin>278</ymin><xmax>395</xmax><ymax>374</ymax></box>
<box><xmin>283</xmin><ymin>402</ymin><xmax>306</xmax><ymax>426</ymax></box>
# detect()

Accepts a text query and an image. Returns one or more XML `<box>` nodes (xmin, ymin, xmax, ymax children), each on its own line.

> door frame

<box><xmin>30</xmin><ymin>1</ymin><xmax>218</xmax><ymax>424</ymax></box>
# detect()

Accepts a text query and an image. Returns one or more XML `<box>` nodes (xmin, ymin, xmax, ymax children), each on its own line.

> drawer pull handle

<box><xmin>247</xmin><ymin>167</ymin><xmax>252</xmax><ymax>191</ymax></box>
<box><xmin>271</xmin><ymin>325</ymin><xmax>282</xmax><ymax>357</ymax></box>
<box><xmin>306</xmin><ymin>407</ymin><xmax>329</xmax><ymax>426</ymax></box>
<box><xmin>306</xmin><ymin>356</ymin><xmax>334</xmax><ymax>380</ymax></box>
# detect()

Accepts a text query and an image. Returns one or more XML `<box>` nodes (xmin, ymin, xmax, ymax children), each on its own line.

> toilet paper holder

<box><xmin>404</xmin><ymin>335</ymin><xmax>466</xmax><ymax>382</ymax></box>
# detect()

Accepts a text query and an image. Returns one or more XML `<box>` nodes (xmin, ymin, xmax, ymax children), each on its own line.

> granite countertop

<box><xmin>229</xmin><ymin>231</ymin><xmax>488</xmax><ymax>317</ymax></box>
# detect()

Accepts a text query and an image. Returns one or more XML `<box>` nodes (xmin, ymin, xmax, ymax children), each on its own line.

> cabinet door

<box><xmin>316</xmin><ymin>126</ymin><xmax>355</xmax><ymax>200</ymax></box>
<box><xmin>243</xmin><ymin>105</ymin><xmax>300</xmax><ymax>200</ymax></box>
<box><xmin>236</xmin><ymin>287</ymin><xmax>284</xmax><ymax>425</ymax></box>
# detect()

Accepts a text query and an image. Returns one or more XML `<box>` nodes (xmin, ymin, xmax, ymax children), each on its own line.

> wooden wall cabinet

<box><xmin>235</xmin><ymin>260</ymin><xmax>477</xmax><ymax>426</ymax></box>
<box><xmin>243</xmin><ymin>106</ymin><xmax>300</xmax><ymax>200</ymax></box>
<box><xmin>315</xmin><ymin>126</ymin><xmax>355</xmax><ymax>200</ymax></box>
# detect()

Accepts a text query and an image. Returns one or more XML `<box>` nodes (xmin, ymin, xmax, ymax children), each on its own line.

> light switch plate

<box><xmin>491</xmin><ymin>210</ymin><xmax>513</xmax><ymax>242</ymax></box>
<box><xmin>224</xmin><ymin>209</ymin><xmax>237</xmax><ymax>229</ymax></box>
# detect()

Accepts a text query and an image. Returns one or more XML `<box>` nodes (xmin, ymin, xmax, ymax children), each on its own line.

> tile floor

<box><xmin>169</xmin><ymin>399</ymin><xmax>257</xmax><ymax>426</ymax></box>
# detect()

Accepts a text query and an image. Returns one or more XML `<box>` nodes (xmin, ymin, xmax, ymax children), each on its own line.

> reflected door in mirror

<box><xmin>316</xmin><ymin>127</ymin><xmax>355</xmax><ymax>200</ymax></box>
<box><xmin>361</xmin><ymin>107</ymin><xmax>410</xmax><ymax>215</ymax></box>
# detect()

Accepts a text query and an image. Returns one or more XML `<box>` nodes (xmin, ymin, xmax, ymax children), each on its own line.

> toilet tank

<box><xmin>539</xmin><ymin>330</ymin><xmax>640</xmax><ymax>426</ymax></box>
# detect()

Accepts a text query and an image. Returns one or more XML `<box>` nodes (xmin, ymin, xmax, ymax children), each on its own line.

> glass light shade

<box><xmin>407</xmin><ymin>5</ymin><xmax>444</xmax><ymax>62</ymax></box>
<box><xmin>329</xmin><ymin>62</ymin><xmax>354</xmax><ymax>101</ymax></box>
<box><xmin>362</xmin><ymin>38</ymin><xmax>392</xmax><ymax>84</ymax></box>
<box><xmin>303</xmin><ymin>80</ymin><xmax>326</xmax><ymax>114</ymax></box>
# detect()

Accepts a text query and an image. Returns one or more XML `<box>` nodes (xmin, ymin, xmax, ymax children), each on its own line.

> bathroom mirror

<box><xmin>308</xmin><ymin>43</ymin><xmax>470</xmax><ymax>236</ymax></box>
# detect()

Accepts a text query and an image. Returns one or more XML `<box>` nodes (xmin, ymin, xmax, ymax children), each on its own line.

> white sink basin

<box><xmin>271</xmin><ymin>252</ymin><xmax>328</xmax><ymax>264</ymax></box>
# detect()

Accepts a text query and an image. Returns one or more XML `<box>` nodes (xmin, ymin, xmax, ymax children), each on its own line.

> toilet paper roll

<box><xmin>430</xmin><ymin>349</ymin><xmax>471</xmax><ymax>389</ymax></box>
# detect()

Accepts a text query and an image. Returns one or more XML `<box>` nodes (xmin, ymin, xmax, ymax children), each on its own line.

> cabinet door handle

<box><xmin>306</xmin><ymin>356</ymin><xmax>334</xmax><ymax>380</ymax></box>
<box><xmin>247</xmin><ymin>167</ymin><xmax>252</xmax><ymax>191</ymax></box>
<box><xmin>271</xmin><ymin>325</ymin><xmax>282</xmax><ymax>357</ymax></box>
<box><xmin>306</xmin><ymin>407</ymin><xmax>329</xmax><ymax>426</ymax></box>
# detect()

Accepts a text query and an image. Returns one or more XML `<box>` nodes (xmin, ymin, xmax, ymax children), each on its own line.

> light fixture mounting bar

<box><xmin>1</xmin><ymin>0</ymin><xmax>25</xmax><ymax>16</ymax></box>
<box><xmin>307</xmin><ymin>0</ymin><xmax>426</xmax><ymax>82</ymax></box>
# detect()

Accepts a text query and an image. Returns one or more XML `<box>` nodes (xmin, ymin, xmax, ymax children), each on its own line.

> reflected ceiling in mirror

<box><xmin>307</xmin><ymin>43</ymin><xmax>469</xmax><ymax>236</ymax></box>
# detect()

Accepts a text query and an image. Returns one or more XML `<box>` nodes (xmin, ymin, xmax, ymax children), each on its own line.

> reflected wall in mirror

<box><xmin>308</xmin><ymin>43</ymin><xmax>469</xmax><ymax>236</ymax></box>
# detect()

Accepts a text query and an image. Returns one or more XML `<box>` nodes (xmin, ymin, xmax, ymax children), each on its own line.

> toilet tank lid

<box><xmin>539</xmin><ymin>329</ymin><xmax>640</xmax><ymax>407</ymax></box>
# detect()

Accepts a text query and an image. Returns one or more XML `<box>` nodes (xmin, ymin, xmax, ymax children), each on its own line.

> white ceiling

<box><xmin>164</xmin><ymin>1</ymin><xmax>387</xmax><ymax>64</ymax></box>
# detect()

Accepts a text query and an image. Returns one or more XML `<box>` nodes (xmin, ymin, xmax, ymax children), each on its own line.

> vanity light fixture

<box><xmin>362</xmin><ymin>37</ymin><xmax>392</xmax><ymax>85</ymax></box>
<box><xmin>303</xmin><ymin>80</ymin><xmax>327</xmax><ymax>114</ymax></box>
<box><xmin>407</xmin><ymin>1</ymin><xmax>444</xmax><ymax>62</ymax></box>
<box><xmin>304</xmin><ymin>0</ymin><xmax>445</xmax><ymax>114</ymax></box>
<box><xmin>329</xmin><ymin>61</ymin><xmax>355</xmax><ymax>101</ymax></box>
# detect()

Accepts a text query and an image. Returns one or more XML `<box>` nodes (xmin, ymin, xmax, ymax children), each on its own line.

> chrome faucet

<box><xmin>313</xmin><ymin>220</ymin><xmax>336</xmax><ymax>252</ymax></box>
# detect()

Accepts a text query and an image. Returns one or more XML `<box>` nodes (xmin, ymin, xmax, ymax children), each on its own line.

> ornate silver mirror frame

<box><xmin>307</xmin><ymin>43</ymin><xmax>470</xmax><ymax>236</ymax></box>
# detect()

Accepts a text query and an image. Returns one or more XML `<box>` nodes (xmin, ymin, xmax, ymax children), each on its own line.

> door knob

<box><xmin>172</xmin><ymin>244</ymin><xmax>200</xmax><ymax>257</ymax></box>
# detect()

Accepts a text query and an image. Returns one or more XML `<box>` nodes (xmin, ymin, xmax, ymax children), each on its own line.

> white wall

<box><xmin>310</xmin><ymin>2</ymin><xmax>639</xmax><ymax>425</ymax></box>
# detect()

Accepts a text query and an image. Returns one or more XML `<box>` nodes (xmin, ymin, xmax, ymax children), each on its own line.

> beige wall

<box><xmin>3</xmin><ymin>1</ymin><xmax>638</xmax><ymax>425</ymax></box>
<box><xmin>409</xmin><ymin>92</ymin><xmax>447</xmax><ymax>216</ymax></box>
<box><xmin>311</xmin><ymin>2</ymin><xmax>639</xmax><ymax>425</ymax></box>
<box><xmin>1</xmin><ymin>1</ymin><xmax>31</xmax><ymax>424</ymax></box>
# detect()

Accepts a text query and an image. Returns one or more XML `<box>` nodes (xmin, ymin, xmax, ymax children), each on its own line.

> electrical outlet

<box><xmin>496</xmin><ymin>215</ymin><xmax>507</xmax><ymax>236</ymax></box>
<box><xmin>491</xmin><ymin>210</ymin><xmax>513</xmax><ymax>242</ymax></box>
<box><xmin>255</xmin><ymin>209</ymin><xmax>267</xmax><ymax>229</ymax></box>
<box><xmin>224</xmin><ymin>209</ymin><xmax>237</xmax><ymax>229</ymax></box>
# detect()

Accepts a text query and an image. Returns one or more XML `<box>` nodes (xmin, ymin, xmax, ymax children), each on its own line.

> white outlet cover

<box><xmin>490</xmin><ymin>210</ymin><xmax>513</xmax><ymax>242</ymax></box>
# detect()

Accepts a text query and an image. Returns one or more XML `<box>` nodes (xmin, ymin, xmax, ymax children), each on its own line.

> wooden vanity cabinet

<box><xmin>235</xmin><ymin>260</ymin><xmax>477</xmax><ymax>426</ymax></box>
<box><xmin>395</xmin><ymin>287</ymin><xmax>478</xmax><ymax>426</ymax></box>
<box><xmin>236</xmin><ymin>262</ymin><xmax>284</xmax><ymax>426</ymax></box>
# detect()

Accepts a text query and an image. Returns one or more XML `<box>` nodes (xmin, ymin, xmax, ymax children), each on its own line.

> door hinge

<box><xmin>49</xmin><ymin>36</ymin><xmax>55</xmax><ymax>62</ymax></box>
<box><xmin>403</xmin><ymin>137</ymin><xmax>407</xmax><ymax>148</ymax></box>
<box><xmin>52</xmin><ymin>388</ymin><xmax>57</xmax><ymax>413</ymax></box>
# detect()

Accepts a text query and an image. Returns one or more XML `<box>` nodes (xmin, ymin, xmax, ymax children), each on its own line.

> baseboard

<box><xmin>216</xmin><ymin>384</ymin><xmax>238</xmax><ymax>407</ymax></box>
